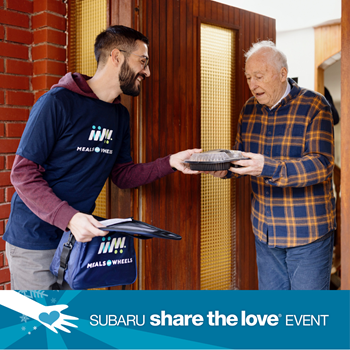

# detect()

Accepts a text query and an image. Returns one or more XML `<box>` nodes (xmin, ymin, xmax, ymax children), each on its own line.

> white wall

<box><xmin>324</xmin><ymin>59</ymin><xmax>341</xmax><ymax>102</ymax></box>
<box><xmin>216</xmin><ymin>0</ymin><xmax>341</xmax><ymax>33</ymax></box>
<box><xmin>325</xmin><ymin>60</ymin><xmax>341</xmax><ymax>167</ymax></box>
<box><xmin>277</xmin><ymin>28</ymin><xmax>315</xmax><ymax>90</ymax></box>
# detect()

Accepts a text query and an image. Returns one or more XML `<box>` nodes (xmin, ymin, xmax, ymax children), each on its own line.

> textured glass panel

<box><xmin>75</xmin><ymin>0</ymin><xmax>106</xmax><ymax>76</ymax></box>
<box><xmin>71</xmin><ymin>0</ymin><xmax>107</xmax><ymax>218</ymax></box>
<box><xmin>200</xmin><ymin>24</ymin><xmax>236</xmax><ymax>290</ymax></box>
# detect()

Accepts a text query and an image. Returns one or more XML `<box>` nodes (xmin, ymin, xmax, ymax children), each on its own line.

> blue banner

<box><xmin>0</xmin><ymin>290</ymin><xmax>349</xmax><ymax>349</ymax></box>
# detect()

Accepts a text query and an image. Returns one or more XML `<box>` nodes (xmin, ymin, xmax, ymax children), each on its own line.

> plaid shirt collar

<box><xmin>258</xmin><ymin>78</ymin><xmax>300</xmax><ymax>111</ymax></box>
<box><xmin>270</xmin><ymin>81</ymin><xmax>291</xmax><ymax>110</ymax></box>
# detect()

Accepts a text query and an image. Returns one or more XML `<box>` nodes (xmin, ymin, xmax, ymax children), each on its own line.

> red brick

<box><xmin>0</xmin><ymin>58</ymin><xmax>4</xmax><ymax>73</ymax></box>
<box><xmin>6</xmin><ymin>91</ymin><xmax>34</xmax><ymax>107</ymax></box>
<box><xmin>32</xmin><ymin>12</ymin><xmax>66</xmax><ymax>31</ymax></box>
<box><xmin>34</xmin><ymin>28</ymin><xmax>66</xmax><ymax>46</ymax></box>
<box><xmin>0</xmin><ymin>172</ymin><xmax>11</xmax><ymax>187</ymax></box>
<box><xmin>33</xmin><ymin>61</ymin><xmax>47</xmax><ymax>75</ymax></box>
<box><xmin>0</xmin><ymin>202</ymin><xmax>11</xmax><ymax>219</ymax></box>
<box><xmin>0</xmin><ymin>155</ymin><xmax>4</xmax><ymax>169</ymax></box>
<box><xmin>6</xmin><ymin>122</ymin><xmax>26</xmax><ymax>136</ymax></box>
<box><xmin>34</xmin><ymin>60</ymin><xmax>66</xmax><ymax>75</ymax></box>
<box><xmin>4</xmin><ymin>283</ymin><xmax>11</xmax><ymax>290</ymax></box>
<box><xmin>0</xmin><ymin>107</ymin><xmax>29</xmax><ymax>121</ymax></box>
<box><xmin>32</xmin><ymin>44</ymin><xmax>66</xmax><ymax>61</ymax></box>
<box><xmin>0</xmin><ymin>75</ymin><xmax>29</xmax><ymax>90</ymax></box>
<box><xmin>32</xmin><ymin>75</ymin><xmax>60</xmax><ymax>90</ymax></box>
<box><xmin>6</xmin><ymin>59</ymin><xmax>33</xmax><ymax>76</ymax></box>
<box><xmin>0</xmin><ymin>139</ymin><xmax>19</xmax><ymax>155</ymax></box>
<box><xmin>0</xmin><ymin>10</ymin><xmax>29</xmax><ymax>28</ymax></box>
<box><xmin>0</xmin><ymin>221</ymin><xmax>3</xmax><ymax>235</ymax></box>
<box><xmin>7</xmin><ymin>0</ymin><xmax>33</xmax><ymax>13</ymax></box>
<box><xmin>0</xmin><ymin>189</ymin><xmax>4</xmax><ymax>202</ymax></box>
<box><xmin>0</xmin><ymin>91</ymin><xmax>4</xmax><ymax>104</ymax></box>
<box><xmin>6</xmin><ymin>155</ymin><xmax>15</xmax><ymax>170</ymax></box>
<box><xmin>0</xmin><ymin>203</ymin><xmax>11</xmax><ymax>221</ymax></box>
<box><xmin>0</xmin><ymin>42</ymin><xmax>28</xmax><ymax>60</ymax></box>
<box><xmin>7</xmin><ymin>27</ymin><xmax>33</xmax><ymax>45</ymax></box>
<box><xmin>0</xmin><ymin>267</ymin><xmax>10</xmax><ymax>284</ymax></box>
<box><xmin>0</xmin><ymin>253</ymin><xmax>3</xmax><ymax>268</ymax></box>
<box><xmin>34</xmin><ymin>0</ymin><xmax>66</xmax><ymax>16</ymax></box>
<box><xmin>35</xmin><ymin>90</ymin><xmax>47</xmax><ymax>101</ymax></box>
<box><xmin>0</xmin><ymin>139</ymin><xmax>20</xmax><ymax>153</ymax></box>
<box><xmin>5</xmin><ymin>187</ymin><xmax>15</xmax><ymax>202</ymax></box>
<box><xmin>0</xmin><ymin>123</ymin><xmax>3</xmax><ymax>136</ymax></box>
<box><xmin>0</xmin><ymin>25</ymin><xmax>4</xmax><ymax>40</ymax></box>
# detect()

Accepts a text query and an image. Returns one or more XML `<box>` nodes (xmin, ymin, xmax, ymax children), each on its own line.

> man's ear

<box><xmin>110</xmin><ymin>48</ymin><xmax>123</xmax><ymax>67</ymax></box>
<box><xmin>280</xmin><ymin>67</ymin><xmax>288</xmax><ymax>82</ymax></box>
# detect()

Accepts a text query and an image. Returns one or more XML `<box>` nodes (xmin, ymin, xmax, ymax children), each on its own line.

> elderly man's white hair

<box><xmin>244</xmin><ymin>40</ymin><xmax>288</xmax><ymax>72</ymax></box>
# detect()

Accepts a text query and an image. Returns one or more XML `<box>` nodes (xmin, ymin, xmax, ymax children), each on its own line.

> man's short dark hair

<box><xmin>94</xmin><ymin>25</ymin><xmax>149</xmax><ymax>66</ymax></box>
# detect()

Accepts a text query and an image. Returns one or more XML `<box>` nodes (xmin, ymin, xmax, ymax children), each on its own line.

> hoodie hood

<box><xmin>51</xmin><ymin>72</ymin><xmax>120</xmax><ymax>104</ymax></box>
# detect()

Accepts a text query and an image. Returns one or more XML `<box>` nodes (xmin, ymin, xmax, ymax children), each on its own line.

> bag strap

<box><xmin>57</xmin><ymin>233</ymin><xmax>76</xmax><ymax>286</ymax></box>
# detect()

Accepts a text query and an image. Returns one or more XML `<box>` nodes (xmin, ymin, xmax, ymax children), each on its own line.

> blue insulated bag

<box><xmin>50</xmin><ymin>218</ymin><xmax>181</xmax><ymax>290</ymax></box>
<box><xmin>50</xmin><ymin>230</ymin><xmax>137</xmax><ymax>290</ymax></box>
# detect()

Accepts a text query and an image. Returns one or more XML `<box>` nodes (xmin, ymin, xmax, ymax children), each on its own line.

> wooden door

<box><xmin>109</xmin><ymin>0</ymin><xmax>275</xmax><ymax>290</ymax></box>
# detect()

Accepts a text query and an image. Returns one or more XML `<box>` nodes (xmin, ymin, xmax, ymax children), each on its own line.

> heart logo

<box><xmin>39</xmin><ymin>311</ymin><xmax>60</xmax><ymax>325</ymax></box>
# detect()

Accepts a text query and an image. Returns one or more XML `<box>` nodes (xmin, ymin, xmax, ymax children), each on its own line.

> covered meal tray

<box><xmin>184</xmin><ymin>149</ymin><xmax>249</xmax><ymax>171</ymax></box>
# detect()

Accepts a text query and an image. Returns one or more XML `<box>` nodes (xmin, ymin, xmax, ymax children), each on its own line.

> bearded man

<box><xmin>4</xmin><ymin>25</ymin><xmax>200</xmax><ymax>290</ymax></box>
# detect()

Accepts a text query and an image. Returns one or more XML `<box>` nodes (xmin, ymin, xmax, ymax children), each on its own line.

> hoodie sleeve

<box><xmin>10</xmin><ymin>155</ymin><xmax>79</xmax><ymax>231</ymax></box>
<box><xmin>110</xmin><ymin>155</ymin><xmax>175</xmax><ymax>189</ymax></box>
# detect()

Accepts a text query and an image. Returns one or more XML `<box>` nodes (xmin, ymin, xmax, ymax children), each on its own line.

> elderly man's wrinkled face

<box><xmin>245</xmin><ymin>49</ymin><xmax>287</xmax><ymax>108</ymax></box>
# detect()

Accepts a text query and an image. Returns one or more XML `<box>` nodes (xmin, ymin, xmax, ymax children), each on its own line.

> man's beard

<box><xmin>119</xmin><ymin>60</ymin><xmax>144</xmax><ymax>97</ymax></box>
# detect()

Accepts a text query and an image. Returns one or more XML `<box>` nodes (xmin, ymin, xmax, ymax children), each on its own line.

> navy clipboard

<box><xmin>100</xmin><ymin>218</ymin><xmax>182</xmax><ymax>240</ymax></box>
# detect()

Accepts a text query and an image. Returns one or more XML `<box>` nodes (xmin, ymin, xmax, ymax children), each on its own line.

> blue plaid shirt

<box><xmin>230</xmin><ymin>79</ymin><xmax>336</xmax><ymax>248</ymax></box>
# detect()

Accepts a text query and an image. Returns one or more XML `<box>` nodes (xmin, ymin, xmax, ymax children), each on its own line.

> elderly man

<box><xmin>212</xmin><ymin>40</ymin><xmax>336</xmax><ymax>290</ymax></box>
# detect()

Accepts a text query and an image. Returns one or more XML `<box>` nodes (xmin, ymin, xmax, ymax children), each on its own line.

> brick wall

<box><xmin>0</xmin><ymin>0</ymin><xmax>67</xmax><ymax>289</ymax></box>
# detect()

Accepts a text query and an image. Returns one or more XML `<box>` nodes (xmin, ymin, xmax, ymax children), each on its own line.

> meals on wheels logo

<box><xmin>87</xmin><ymin>235</ymin><xmax>133</xmax><ymax>269</ymax></box>
<box><xmin>98</xmin><ymin>235</ymin><xmax>126</xmax><ymax>255</ymax></box>
<box><xmin>76</xmin><ymin>125</ymin><xmax>114</xmax><ymax>154</ymax></box>
<box><xmin>89</xmin><ymin>125</ymin><xmax>113</xmax><ymax>143</ymax></box>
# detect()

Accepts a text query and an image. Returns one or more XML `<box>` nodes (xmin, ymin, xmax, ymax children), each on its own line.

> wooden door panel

<box><xmin>109</xmin><ymin>0</ymin><xmax>275</xmax><ymax>290</ymax></box>
<box><xmin>140</xmin><ymin>0</ymin><xmax>275</xmax><ymax>290</ymax></box>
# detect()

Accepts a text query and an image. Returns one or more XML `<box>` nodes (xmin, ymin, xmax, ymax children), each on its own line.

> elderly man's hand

<box><xmin>229</xmin><ymin>152</ymin><xmax>264</xmax><ymax>176</ymax></box>
<box><xmin>169</xmin><ymin>148</ymin><xmax>202</xmax><ymax>174</ymax></box>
